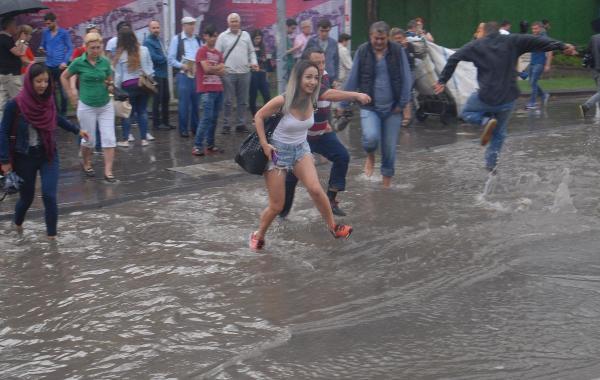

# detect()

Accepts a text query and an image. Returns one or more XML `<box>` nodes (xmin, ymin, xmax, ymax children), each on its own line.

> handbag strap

<box><xmin>224</xmin><ymin>32</ymin><xmax>243</xmax><ymax>64</ymax></box>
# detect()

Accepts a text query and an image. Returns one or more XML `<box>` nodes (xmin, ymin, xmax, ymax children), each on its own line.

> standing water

<box><xmin>2</xmin><ymin>118</ymin><xmax>600</xmax><ymax>378</ymax></box>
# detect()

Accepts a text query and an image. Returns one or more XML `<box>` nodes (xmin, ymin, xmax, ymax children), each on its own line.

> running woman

<box><xmin>250</xmin><ymin>60</ymin><xmax>370</xmax><ymax>250</ymax></box>
<box><xmin>280</xmin><ymin>47</ymin><xmax>371</xmax><ymax>218</ymax></box>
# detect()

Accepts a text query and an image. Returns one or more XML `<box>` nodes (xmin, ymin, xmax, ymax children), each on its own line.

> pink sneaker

<box><xmin>330</xmin><ymin>224</ymin><xmax>353</xmax><ymax>239</ymax></box>
<box><xmin>249</xmin><ymin>232</ymin><xmax>265</xmax><ymax>251</ymax></box>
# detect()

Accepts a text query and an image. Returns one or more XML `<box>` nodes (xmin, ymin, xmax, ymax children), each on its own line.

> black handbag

<box><xmin>235</xmin><ymin>112</ymin><xmax>282</xmax><ymax>175</ymax></box>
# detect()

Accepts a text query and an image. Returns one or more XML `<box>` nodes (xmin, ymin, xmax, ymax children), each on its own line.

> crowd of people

<box><xmin>0</xmin><ymin>11</ymin><xmax>598</xmax><ymax>249</ymax></box>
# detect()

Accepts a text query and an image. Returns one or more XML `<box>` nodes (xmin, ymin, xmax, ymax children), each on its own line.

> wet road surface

<box><xmin>1</xmin><ymin>98</ymin><xmax>600</xmax><ymax>379</ymax></box>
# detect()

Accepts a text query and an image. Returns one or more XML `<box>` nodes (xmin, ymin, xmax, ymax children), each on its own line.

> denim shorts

<box><xmin>267</xmin><ymin>139</ymin><xmax>312</xmax><ymax>171</ymax></box>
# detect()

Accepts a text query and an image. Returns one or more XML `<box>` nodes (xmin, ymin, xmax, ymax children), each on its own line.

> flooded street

<box><xmin>2</xmin><ymin>99</ymin><xmax>600</xmax><ymax>379</ymax></box>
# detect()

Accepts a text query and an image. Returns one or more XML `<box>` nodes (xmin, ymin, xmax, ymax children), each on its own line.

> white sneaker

<box><xmin>117</xmin><ymin>141</ymin><xmax>129</xmax><ymax>147</ymax></box>
<box><xmin>146</xmin><ymin>133</ymin><xmax>155</xmax><ymax>141</ymax></box>
<box><xmin>128</xmin><ymin>133</ymin><xmax>135</xmax><ymax>142</ymax></box>
<box><xmin>141</xmin><ymin>139</ymin><xmax>149</xmax><ymax>146</ymax></box>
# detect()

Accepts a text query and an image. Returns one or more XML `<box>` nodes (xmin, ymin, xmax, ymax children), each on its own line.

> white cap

<box><xmin>181</xmin><ymin>16</ymin><xmax>196</xmax><ymax>24</ymax></box>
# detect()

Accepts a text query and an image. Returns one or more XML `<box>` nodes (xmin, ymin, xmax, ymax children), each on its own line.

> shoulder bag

<box><xmin>235</xmin><ymin>110</ymin><xmax>282</xmax><ymax>175</ymax></box>
<box><xmin>139</xmin><ymin>71</ymin><xmax>158</xmax><ymax>94</ymax></box>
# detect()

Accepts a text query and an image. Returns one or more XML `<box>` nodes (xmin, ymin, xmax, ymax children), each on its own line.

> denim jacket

<box><xmin>0</xmin><ymin>100</ymin><xmax>80</xmax><ymax>164</ymax></box>
<box><xmin>144</xmin><ymin>35</ymin><xmax>168</xmax><ymax>78</ymax></box>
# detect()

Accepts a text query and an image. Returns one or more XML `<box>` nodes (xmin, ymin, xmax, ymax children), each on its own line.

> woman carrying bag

<box><xmin>249</xmin><ymin>60</ymin><xmax>369</xmax><ymax>251</ymax></box>
<box><xmin>113</xmin><ymin>30</ymin><xmax>155</xmax><ymax>147</ymax></box>
<box><xmin>0</xmin><ymin>63</ymin><xmax>89</xmax><ymax>239</ymax></box>
<box><xmin>61</xmin><ymin>32</ymin><xmax>117</xmax><ymax>182</ymax></box>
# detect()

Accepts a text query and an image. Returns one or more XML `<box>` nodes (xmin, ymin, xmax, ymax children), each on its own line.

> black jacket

<box><xmin>438</xmin><ymin>33</ymin><xmax>565</xmax><ymax>105</ymax></box>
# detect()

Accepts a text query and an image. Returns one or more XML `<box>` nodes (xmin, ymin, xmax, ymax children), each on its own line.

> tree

<box><xmin>367</xmin><ymin>0</ymin><xmax>378</xmax><ymax>26</ymax></box>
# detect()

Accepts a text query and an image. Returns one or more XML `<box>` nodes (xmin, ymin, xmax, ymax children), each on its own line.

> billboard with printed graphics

<box><xmin>21</xmin><ymin>0</ymin><xmax>347</xmax><ymax>53</ymax></box>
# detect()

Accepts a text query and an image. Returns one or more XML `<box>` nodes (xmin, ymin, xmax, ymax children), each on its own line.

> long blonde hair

<box><xmin>283</xmin><ymin>60</ymin><xmax>320</xmax><ymax>115</ymax></box>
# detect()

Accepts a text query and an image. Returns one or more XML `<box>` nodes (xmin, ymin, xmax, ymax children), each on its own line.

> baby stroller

<box><xmin>410</xmin><ymin>39</ymin><xmax>478</xmax><ymax>125</ymax></box>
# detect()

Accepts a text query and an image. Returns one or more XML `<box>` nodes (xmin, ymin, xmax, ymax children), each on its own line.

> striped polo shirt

<box><xmin>308</xmin><ymin>71</ymin><xmax>332</xmax><ymax>137</ymax></box>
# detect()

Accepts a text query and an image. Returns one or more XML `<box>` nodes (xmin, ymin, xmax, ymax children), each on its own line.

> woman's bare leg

<box><xmin>293</xmin><ymin>155</ymin><xmax>336</xmax><ymax>230</ymax></box>
<box><xmin>256</xmin><ymin>169</ymin><xmax>286</xmax><ymax>239</ymax></box>
<box><xmin>103</xmin><ymin>147</ymin><xmax>115</xmax><ymax>177</ymax></box>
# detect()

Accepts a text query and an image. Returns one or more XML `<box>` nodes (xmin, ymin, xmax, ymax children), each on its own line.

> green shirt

<box><xmin>67</xmin><ymin>53</ymin><xmax>113</xmax><ymax>107</ymax></box>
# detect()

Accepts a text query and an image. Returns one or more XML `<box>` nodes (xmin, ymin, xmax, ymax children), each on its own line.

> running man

<box><xmin>434</xmin><ymin>21</ymin><xmax>576</xmax><ymax>173</ymax></box>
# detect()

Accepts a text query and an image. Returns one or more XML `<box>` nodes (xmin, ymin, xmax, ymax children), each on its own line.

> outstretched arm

<box><xmin>512</xmin><ymin>34</ymin><xmax>575</xmax><ymax>56</ymax></box>
<box><xmin>435</xmin><ymin>45</ymin><xmax>472</xmax><ymax>94</ymax></box>
<box><xmin>321</xmin><ymin>89</ymin><xmax>370</xmax><ymax>104</ymax></box>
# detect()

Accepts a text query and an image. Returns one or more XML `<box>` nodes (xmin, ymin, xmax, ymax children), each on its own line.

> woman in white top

<box><xmin>113</xmin><ymin>30</ymin><xmax>155</xmax><ymax>147</ymax></box>
<box><xmin>251</xmin><ymin>60</ymin><xmax>369</xmax><ymax>250</ymax></box>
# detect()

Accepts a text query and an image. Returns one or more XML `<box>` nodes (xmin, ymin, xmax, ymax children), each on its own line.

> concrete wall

<box><xmin>352</xmin><ymin>0</ymin><xmax>600</xmax><ymax>48</ymax></box>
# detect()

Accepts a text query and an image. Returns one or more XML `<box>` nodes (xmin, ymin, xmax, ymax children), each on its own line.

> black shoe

<box><xmin>168</xmin><ymin>124</ymin><xmax>176</xmax><ymax>130</ymax></box>
<box><xmin>180</xmin><ymin>132</ymin><xmax>190</xmax><ymax>138</ymax></box>
<box><xmin>221</xmin><ymin>127</ymin><xmax>231</xmax><ymax>135</ymax></box>
<box><xmin>330</xmin><ymin>200</ymin><xmax>347</xmax><ymax>216</ymax></box>
<box><xmin>157</xmin><ymin>124</ymin><xmax>171</xmax><ymax>131</ymax></box>
<box><xmin>579</xmin><ymin>104</ymin><xmax>590</xmax><ymax>118</ymax></box>
<box><xmin>235</xmin><ymin>125</ymin><xmax>250</xmax><ymax>133</ymax></box>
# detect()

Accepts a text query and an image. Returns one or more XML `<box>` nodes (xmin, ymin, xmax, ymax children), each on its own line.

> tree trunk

<box><xmin>366</xmin><ymin>0</ymin><xmax>378</xmax><ymax>26</ymax></box>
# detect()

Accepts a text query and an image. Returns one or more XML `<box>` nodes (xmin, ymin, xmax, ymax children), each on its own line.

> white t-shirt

<box><xmin>499</xmin><ymin>29</ymin><xmax>510</xmax><ymax>35</ymax></box>
<box><xmin>106</xmin><ymin>36</ymin><xmax>117</xmax><ymax>53</ymax></box>
<box><xmin>272</xmin><ymin>112</ymin><xmax>315</xmax><ymax>145</ymax></box>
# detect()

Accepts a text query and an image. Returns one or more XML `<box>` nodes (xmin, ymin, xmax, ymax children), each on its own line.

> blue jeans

<box><xmin>360</xmin><ymin>108</ymin><xmax>403</xmax><ymax>177</ymax></box>
<box><xmin>282</xmin><ymin>132</ymin><xmax>350</xmax><ymax>215</ymax></box>
<box><xmin>528</xmin><ymin>63</ymin><xmax>546</xmax><ymax>106</ymax></box>
<box><xmin>584</xmin><ymin>71</ymin><xmax>600</xmax><ymax>108</ymax></box>
<box><xmin>194</xmin><ymin>92</ymin><xmax>223</xmax><ymax>149</ymax></box>
<box><xmin>268</xmin><ymin>139</ymin><xmax>311</xmax><ymax>171</ymax></box>
<box><xmin>121</xmin><ymin>85</ymin><xmax>149</xmax><ymax>140</ymax></box>
<box><xmin>177</xmin><ymin>73</ymin><xmax>200</xmax><ymax>135</ymax></box>
<box><xmin>249</xmin><ymin>71</ymin><xmax>271</xmax><ymax>115</ymax></box>
<box><xmin>288</xmin><ymin>132</ymin><xmax>349</xmax><ymax>191</ymax></box>
<box><xmin>460</xmin><ymin>92</ymin><xmax>516</xmax><ymax>169</ymax></box>
<box><xmin>13</xmin><ymin>147</ymin><xmax>60</xmax><ymax>236</ymax></box>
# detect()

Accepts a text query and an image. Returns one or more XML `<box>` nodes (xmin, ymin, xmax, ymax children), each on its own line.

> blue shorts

<box><xmin>267</xmin><ymin>139</ymin><xmax>312</xmax><ymax>171</ymax></box>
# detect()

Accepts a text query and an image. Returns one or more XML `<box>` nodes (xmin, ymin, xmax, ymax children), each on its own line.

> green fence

<box><xmin>352</xmin><ymin>0</ymin><xmax>600</xmax><ymax>48</ymax></box>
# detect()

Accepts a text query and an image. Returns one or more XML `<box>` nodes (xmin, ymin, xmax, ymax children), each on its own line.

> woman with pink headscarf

<box><xmin>0</xmin><ymin>63</ymin><xmax>88</xmax><ymax>239</ymax></box>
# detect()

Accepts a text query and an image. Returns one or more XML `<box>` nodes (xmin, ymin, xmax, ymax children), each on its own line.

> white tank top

<box><xmin>271</xmin><ymin>112</ymin><xmax>315</xmax><ymax>145</ymax></box>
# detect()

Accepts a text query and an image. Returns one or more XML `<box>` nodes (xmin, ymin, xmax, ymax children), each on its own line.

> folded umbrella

<box><xmin>0</xmin><ymin>0</ymin><xmax>48</xmax><ymax>18</ymax></box>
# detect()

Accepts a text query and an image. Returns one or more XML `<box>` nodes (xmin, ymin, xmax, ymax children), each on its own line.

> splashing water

<box><xmin>551</xmin><ymin>168</ymin><xmax>576</xmax><ymax>214</ymax></box>
<box><xmin>482</xmin><ymin>172</ymin><xmax>497</xmax><ymax>197</ymax></box>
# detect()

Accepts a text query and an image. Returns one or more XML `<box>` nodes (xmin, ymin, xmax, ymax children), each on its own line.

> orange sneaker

<box><xmin>331</xmin><ymin>224</ymin><xmax>353</xmax><ymax>239</ymax></box>
<box><xmin>249</xmin><ymin>232</ymin><xmax>265</xmax><ymax>251</ymax></box>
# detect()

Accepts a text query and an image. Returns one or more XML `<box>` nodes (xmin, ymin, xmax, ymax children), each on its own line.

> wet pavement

<box><xmin>1</xmin><ymin>97</ymin><xmax>600</xmax><ymax>379</ymax></box>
